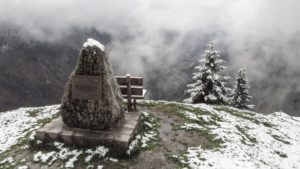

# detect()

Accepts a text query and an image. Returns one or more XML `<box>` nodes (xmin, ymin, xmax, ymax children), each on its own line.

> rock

<box><xmin>60</xmin><ymin>38</ymin><xmax>123</xmax><ymax>130</ymax></box>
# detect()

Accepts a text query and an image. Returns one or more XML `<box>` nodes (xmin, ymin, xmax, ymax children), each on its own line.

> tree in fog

<box><xmin>232</xmin><ymin>68</ymin><xmax>254</xmax><ymax>110</ymax></box>
<box><xmin>185</xmin><ymin>41</ymin><xmax>230</xmax><ymax>104</ymax></box>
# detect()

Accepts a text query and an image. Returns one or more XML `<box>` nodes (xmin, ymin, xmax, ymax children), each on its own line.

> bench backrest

<box><xmin>115</xmin><ymin>75</ymin><xmax>144</xmax><ymax>96</ymax></box>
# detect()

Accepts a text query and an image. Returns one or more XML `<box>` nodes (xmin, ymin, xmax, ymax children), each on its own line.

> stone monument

<box><xmin>35</xmin><ymin>38</ymin><xmax>142</xmax><ymax>153</ymax></box>
<box><xmin>60</xmin><ymin>38</ymin><xmax>123</xmax><ymax>130</ymax></box>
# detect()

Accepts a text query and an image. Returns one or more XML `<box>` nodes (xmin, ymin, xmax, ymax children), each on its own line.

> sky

<box><xmin>0</xmin><ymin>0</ymin><xmax>300</xmax><ymax>114</ymax></box>
<box><xmin>0</xmin><ymin>0</ymin><xmax>299</xmax><ymax>72</ymax></box>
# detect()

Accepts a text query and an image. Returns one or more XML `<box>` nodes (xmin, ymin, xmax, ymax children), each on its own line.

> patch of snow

<box><xmin>200</xmin><ymin>115</ymin><xmax>214</xmax><ymax>123</ymax></box>
<box><xmin>85</xmin><ymin>155</ymin><xmax>93</xmax><ymax>163</ymax></box>
<box><xmin>141</xmin><ymin>131</ymin><xmax>157</xmax><ymax>148</ymax></box>
<box><xmin>127</xmin><ymin>112</ymin><xmax>159</xmax><ymax>155</ymax></box>
<box><xmin>85</xmin><ymin>146</ymin><xmax>109</xmax><ymax>158</ymax></box>
<box><xmin>83</xmin><ymin>38</ymin><xmax>105</xmax><ymax>51</ymax></box>
<box><xmin>177</xmin><ymin>103</ymin><xmax>300</xmax><ymax>169</ymax></box>
<box><xmin>21</xmin><ymin>145</ymin><xmax>29</xmax><ymax>150</ymax></box>
<box><xmin>0</xmin><ymin>156</ymin><xmax>14</xmax><ymax>164</ymax></box>
<box><xmin>108</xmin><ymin>158</ymin><xmax>118</xmax><ymax>162</ymax></box>
<box><xmin>181</xmin><ymin>123</ymin><xmax>204</xmax><ymax>131</ymax></box>
<box><xmin>144</xmin><ymin>121</ymin><xmax>153</xmax><ymax>128</ymax></box>
<box><xmin>17</xmin><ymin>166</ymin><xmax>29</xmax><ymax>169</ymax></box>
<box><xmin>65</xmin><ymin>150</ymin><xmax>82</xmax><ymax>168</ymax></box>
<box><xmin>83</xmin><ymin>146</ymin><xmax>109</xmax><ymax>164</ymax></box>
<box><xmin>0</xmin><ymin>105</ymin><xmax>60</xmax><ymax>153</ymax></box>
<box><xmin>142</xmin><ymin>111</ymin><xmax>149</xmax><ymax>117</ymax></box>
<box><xmin>29</xmin><ymin>132</ymin><xmax>36</xmax><ymax>141</ymax></box>
<box><xmin>204</xmin><ymin>94</ymin><xmax>217</xmax><ymax>101</ymax></box>
<box><xmin>87</xmin><ymin>165</ymin><xmax>94</xmax><ymax>169</ymax></box>
<box><xmin>36</xmin><ymin>140</ymin><xmax>42</xmax><ymax>144</ymax></box>
<box><xmin>182</xmin><ymin>111</ymin><xmax>200</xmax><ymax>121</ymax></box>
<box><xmin>31</xmin><ymin>142</ymin><xmax>109</xmax><ymax>168</ymax></box>
<box><xmin>126</xmin><ymin>135</ymin><xmax>141</xmax><ymax>155</ymax></box>
<box><xmin>33</xmin><ymin>151</ymin><xmax>56</xmax><ymax>163</ymax></box>
<box><xmin>97</xmin><ymin>165</ymin><xmax>104</xmax><ymax>169</ymax></box>
<box><xmin>54</xmin><ymin>141</ymin><xmax>64</xmax><ymax>149</ymax></box>
<box><xmin>57</xmin><ymin>147</ymin><xmax>71</xmax><ymax>160</ymax></box>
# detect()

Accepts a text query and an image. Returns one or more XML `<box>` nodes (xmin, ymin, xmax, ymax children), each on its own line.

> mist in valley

<box><xmin>0</xmin><ymin>0</ymin><xmax>300</xmax><ymax>116</ymax></box>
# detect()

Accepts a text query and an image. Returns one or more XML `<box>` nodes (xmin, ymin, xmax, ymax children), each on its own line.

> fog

<box><xmin>1</xmin><ymin>0</ymin><xmax>300</xmax><ymax>115</ymax></box>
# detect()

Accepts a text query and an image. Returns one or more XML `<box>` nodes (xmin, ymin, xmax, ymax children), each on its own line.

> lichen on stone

<box><xmin>60</xmin><ymin>38</ymin><xmax>123</xmax><ymax>130</ymax></box>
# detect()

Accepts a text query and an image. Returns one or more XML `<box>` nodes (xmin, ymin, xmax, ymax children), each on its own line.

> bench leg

<box><xmin>133</xmin><ymin>99</ymin><xmax>137</xmax><ymax>111</ymax></box>
<box><xmin>128</xmin><ymin>98</ymin><xmax>132</xmax><ymax>112</ymax></box>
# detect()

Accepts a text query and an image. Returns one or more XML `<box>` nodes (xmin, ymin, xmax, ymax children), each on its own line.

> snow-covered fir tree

<box><xmin>185</xmin><ymin>41</ymin><xmax>230</xmax><ymax>104</ymax></box>
<box><xmin>232</xmin><ymin>68</ymin><xmax>254</xmax><ymax>110</ymax></box>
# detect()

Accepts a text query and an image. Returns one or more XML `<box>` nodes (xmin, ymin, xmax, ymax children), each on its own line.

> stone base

<box><xmin>35</xmin><ymin>111</ymin><xmax>142</xmax><ymax>153</ymax></box>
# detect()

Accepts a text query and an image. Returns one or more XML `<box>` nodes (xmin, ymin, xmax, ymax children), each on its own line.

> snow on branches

<box><xmin>232</xmin><ymin>68</ymin><xmax>254</xmax><ymax>110</ymax></box>
<box><xmin>185</xmin><ymin>41</ymin><xmax>231</xmax><ymax>104</ymax></box>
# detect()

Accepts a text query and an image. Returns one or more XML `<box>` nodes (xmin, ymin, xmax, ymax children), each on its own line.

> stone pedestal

<box><xmin>35</xmin><ymin>111</ymin><xmax>142</xmax><ymax>153</ymax></box>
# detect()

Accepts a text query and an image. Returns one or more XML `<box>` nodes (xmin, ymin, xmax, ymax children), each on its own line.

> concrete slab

<box><xmin>35</xmin><ymin>111</ymin><xmax>142</xmax><ymax>153</ymax></box>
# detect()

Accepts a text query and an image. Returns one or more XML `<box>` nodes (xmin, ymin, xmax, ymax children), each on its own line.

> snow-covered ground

<box><xmin>0</xmin><ymin>105</ymin><xmax>159</xmax><ymax>168</ymax></box>
<box><xmin>0</xmin><ymin>101</ymin><xmax>300</xmax><ymax>169</ymax></box>
<box><xmin>172</xmin><ymin>103</ymin><xmax>300</xmax><ymax>169</ymax></box>
<box><xmin>0</xmin><ymin>105</ymin><xmax>60</xmax><ymax>154</ymax></box>
<box><xmin>32</xmin><ymin>142</ymin><xmax>108</xmax><ymax>168</ymax></box>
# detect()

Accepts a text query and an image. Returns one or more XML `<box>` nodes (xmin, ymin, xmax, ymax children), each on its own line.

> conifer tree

<box><xmin>184</xmin><ymin>41</ymin><xmax>230</xmax><ymax>104</ymax></box>
<box><xmin>232</xmin><ymin>68</ymin><xmax>254</xmax><ymax>110</ymax></box>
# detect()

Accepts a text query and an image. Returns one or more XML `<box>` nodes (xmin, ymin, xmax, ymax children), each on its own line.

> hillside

<box><xmin>0</xmin><ymin>100</ymin><xmax>299</xmax><ymax>169</ymax></box>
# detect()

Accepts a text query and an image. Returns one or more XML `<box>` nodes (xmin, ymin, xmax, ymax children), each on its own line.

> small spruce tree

<box><xmin>232</xmin><ymin>68</ymin><xmax>254</xmax><ymax>110</ymax></box>
<box><xmin>184</xmin><ymin>41</ymin><xmax>230</xmax><ymax>104</ymax></box>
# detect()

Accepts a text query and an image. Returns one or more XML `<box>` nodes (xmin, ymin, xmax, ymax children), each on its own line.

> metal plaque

<box><xmin>72</xmin><ymin>75</ymin><xmax>102</xmax><ymax>100</ymax></box>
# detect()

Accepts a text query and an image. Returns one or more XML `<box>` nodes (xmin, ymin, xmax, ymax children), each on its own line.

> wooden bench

<box><xmin>115</xmin><ymin>74</ymin><xmax>146</xmax><ymax>112</ymax></box>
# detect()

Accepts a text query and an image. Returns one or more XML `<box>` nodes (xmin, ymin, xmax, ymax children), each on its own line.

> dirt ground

<box><xmin>126</xmin><ymin>107</ymin><xmax>205</xmax><ymax>169</ymax></box>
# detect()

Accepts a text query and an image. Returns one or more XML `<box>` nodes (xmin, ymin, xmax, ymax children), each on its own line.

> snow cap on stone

<box><xmin>83</xmin><ymin>38</ymin><xmax>105</xmax><ymax>51</ymax></box>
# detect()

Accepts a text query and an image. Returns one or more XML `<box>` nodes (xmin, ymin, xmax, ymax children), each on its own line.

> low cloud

<box><xmin>1</xmin><ymin>0</ymin><xmax>300</xmax><ymax>114</ymax></box>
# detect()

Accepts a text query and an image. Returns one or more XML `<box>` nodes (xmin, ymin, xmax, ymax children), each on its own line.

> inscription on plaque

<box><xmin>72</xmin><ymin>75</ymin><xmax>102</xmax><ymax>100</ymax></box>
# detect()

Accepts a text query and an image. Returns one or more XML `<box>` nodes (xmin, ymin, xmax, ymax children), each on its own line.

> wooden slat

<box><xmin>122</xmin><ymin>89</ymin><xmax>147</xmax><ymax>99</ymax></box>
<box><xmin>119</xmin><ymin>85</ymin><xmax>143</xmax><ymax>95</ymax></box>
<box><xmin>115</xmin><ymin>76</ymin><xmax>143</xmax><ymax>86</ymax></box>
<box><xmin>123</xmin><ymin>95</ymin><xmax>145</xmax><ymax>99</ymax></box>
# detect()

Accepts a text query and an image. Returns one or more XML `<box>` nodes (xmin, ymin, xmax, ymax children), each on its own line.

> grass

<box><xmin>140</xmin><ymin>101</ymin><xmax>209</xmax><ymax>115</ymax></box>
<box><xmin>26</xmin><ymin>109</ymin><xmax>42</xmax><ymax>117</ymax></box>
<box><xmin>140</xmin><ymin>101</ymin><xmax>227</xmax><ymax>168</ymax></box>
<box><xmin>235</xmin><ymin>125</ymin><xmax>257</xmax><ymax>144</ymax></box>
<box><xmin>166</xmin><ymin>153</ymin><xmax>189</xmax><ymax>169</ymax></box>
<box><xmin>274</xmin><ymin>150</ymin><xmax>288</xmax><ymax>158</ymax></box>
<box><xmin>261</xmin><ymin>122</ymin><xmax>275</xmax><ymax>128</ymax></box>
<box><xmin>199</xmin><ymin>130</ymin><xmax>224</xmax><ymax>150</ymax></box>
<box><xmin>215</xmin><ymin>107</ymin><xmax>260</xmax><ymax>124</ymax></box>
<box><xmin>141</xmin><ymin>101</ymin><xmax>221</xmax><ymax>126</ymax></box>
<box><xmin>215</xmin><ymin>107</ymin><xmax>275</xmax><ymax>128</ymax></box>
<box><xmin>141</xmin><ymin>101</ymin><xmax>224</xmax><ymax>150</ymax></box>
<box><xmin>271</xmin><ymin>135</ymin><xmax>291</xmax><ymax>145</ymax></box>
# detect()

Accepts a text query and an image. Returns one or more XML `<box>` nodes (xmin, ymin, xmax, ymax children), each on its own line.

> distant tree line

<box><xmin>184</xmin><ymin>40</ymin><xmax>254</xmax><ymax>110</ymax></box>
